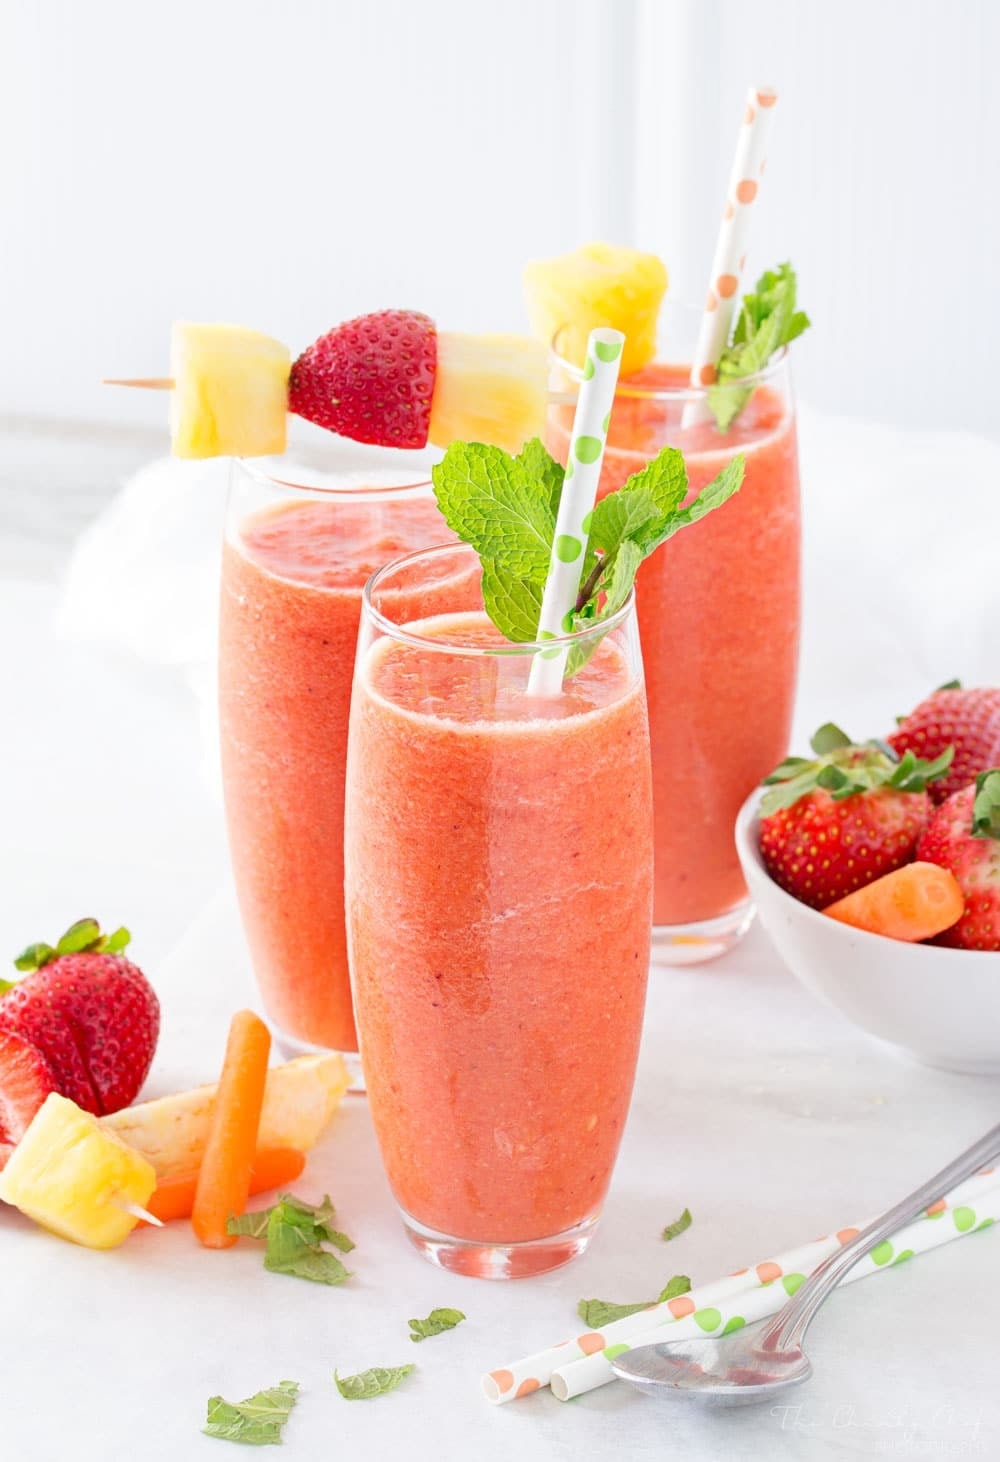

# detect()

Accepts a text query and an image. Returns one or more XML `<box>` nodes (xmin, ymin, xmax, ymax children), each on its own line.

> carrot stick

<box><xmin>192</xmin><ymin>1010</ymin><xmax>272</xmax><ymax>1248</ymax></box>
<box><xmin>822</xmin><ymin>862</ymin><xmax>964</xmax><ymax>942</ymax></box>
<box><xmin>146</xmin><ymin>1148</ymin><xmax>305</xmax><ymax>1224</ymax></box>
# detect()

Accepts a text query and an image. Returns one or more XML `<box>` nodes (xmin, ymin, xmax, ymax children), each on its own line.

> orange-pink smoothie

<box><xmin>219</xmin><ymin>493</ymin><xmax>451</xmax><ymax>1052</ymax></box>
<box><xmin>345</xmin><ymin>614</ymin><xmax>652</xmax><ymax>1242</ymax></box>
<box><xmin>549</xmin><ymin>364</ymin><xmax>800</xmax><ymax>926</ymax></box>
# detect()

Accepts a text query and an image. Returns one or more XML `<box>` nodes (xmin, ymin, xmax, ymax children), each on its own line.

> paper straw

<box><xmin>482</xmin><ymin>1165</ymin><xmax>997</xmax><ymax>1404</ymax></box>
<box><xmin>681</xmin><ymin>84</ymin><xmax>778</xmax><ymax>428</ymax></box>
<box><xmin>526</xmin><ymin>327</ymin><xmax>624</xmax><ymax>698</ymax></box>
<box><xmin>552</xmin><ymin>1183</ymin><xmax>1000</xmax><ymax>1401</ymax></box>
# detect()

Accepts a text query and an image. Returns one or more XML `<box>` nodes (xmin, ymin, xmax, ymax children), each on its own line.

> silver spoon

<box><xmin>611</xmin><ymin>1120</ymin><xmax>1000</xmax><ymax>1408</ymax></box>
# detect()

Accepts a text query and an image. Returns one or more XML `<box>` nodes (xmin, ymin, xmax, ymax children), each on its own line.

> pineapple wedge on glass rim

<box><xmin>170</xmin><ymin>322</ymin><xmax>291</xmax><ymax>459</ymax></box>
<box><xmin>0</xmin><ymin>1093</ymin><xmax>157</xmax><ymax>1249</ymax></box>
<box><xmin>523</xmin><ymin>241</ymin><xmax>668</xmax><ymax>378</ymax></box>
<box><xmin>428</xmin><ymin>332</ymin><xmax>549</xmax><ymax>455</ymax></box>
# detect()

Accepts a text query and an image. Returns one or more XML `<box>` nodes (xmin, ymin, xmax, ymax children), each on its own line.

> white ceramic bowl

<box><xmin>734</xmin><ymin>790</ymin><xmax>1000</xmax><ymax>1075</ymax></box>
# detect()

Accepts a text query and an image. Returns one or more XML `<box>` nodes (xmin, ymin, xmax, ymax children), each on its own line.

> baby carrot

<box><xmin>822</xmin><ymin>862</ymin><xmax>964</xmax><ymax>942</ymax></box>
<box><xmin>147</xmin><ymin>1148</ymin><xmax>305</xmax><ymax>1224</ymax></box>
<box><xmin>192</xmin><ymin>1009</ymin><xmax>272</xmax><ymax>1249</ymax></box>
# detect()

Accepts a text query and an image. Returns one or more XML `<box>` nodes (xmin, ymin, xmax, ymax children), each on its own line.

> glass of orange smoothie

<box><xmin>547</xmin><ymin>302</ymin><xmax>800</xmax><ymax>965</ymax></box>
<box><xmin>218</xmin><ymin>459</ymin><xmax>453</xmax><ymax>1084</ymax></box>
<box><xmin>344</xmin><ymin>542</ymin><xmax>653</xmax><ymax>1277</ymax></box>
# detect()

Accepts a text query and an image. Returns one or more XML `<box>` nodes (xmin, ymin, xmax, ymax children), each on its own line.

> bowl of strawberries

<box><xmin>735</xmin><ymin>685</ymin><xmax>1000</xmax><ymax>1075</ymax></box>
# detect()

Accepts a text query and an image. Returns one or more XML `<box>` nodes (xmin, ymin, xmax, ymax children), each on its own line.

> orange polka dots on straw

<box><xmin>698</xmin><ymin>364</ymin><xmax>717</xmax><ymax>385</ymax></box>
<box><xmin>755</xmin><ymin>1260</ymin><xmax>783</xmax><ymax>1284</ymax></box>
<box><xmin>515</xmin><ymin>1378</ymin><xmax>540</xmax><ymax>1398</ymax></box>
<box><xmin>576</xmin><ymin>1331</ymin><xmax>606</xmax><ymax>1355</ymax></box>
<box><xmin>717</xmin><ymin>273</ymin><xmax>739</xmax><ymax>299</ymax></box>
<box><xmin>668</xmin><ymin>1294</ymin><xmax>696</xmax><ymax>1320</ymax></box>
<box><xmin>736</xmin><ymin>178</ymin><xmax>758</xmax><ymax>204</ymax></box>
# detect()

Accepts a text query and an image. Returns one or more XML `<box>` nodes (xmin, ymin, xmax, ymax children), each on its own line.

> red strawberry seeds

<box><xmin>917</xmin><ymin>772</ymin><xmax>1000</xmax><ymax>951</ymax></box>
<box><xmin>0</xmin><ymin>919</ymin><xmax>159</xmax><ymax>1115</ymax></box>
<box><xmin>888</xmin><ymin>684</ymin><xmax>1000</xmax><ymax>805</ymax></box>
<box><xmin>288</xmin><ymin>309</ymin><xmax>437</xmax><ymax>448</ymax></box>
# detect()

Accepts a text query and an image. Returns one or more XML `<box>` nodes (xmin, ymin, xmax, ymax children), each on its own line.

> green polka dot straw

<box><xmin>526</xmin><ymin>327</ymin><xmax>625</xmax><ymax>697</ymax></box>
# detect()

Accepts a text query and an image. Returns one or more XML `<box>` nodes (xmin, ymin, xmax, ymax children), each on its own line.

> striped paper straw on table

<box><xmin>681</xmin><ymin>84</ymin><xmax>778</xmax><ymax>426</ymax></box>
<box><xmin>482</xmin><ymin>1166</ymin><xmax>997</xmax><ymax>1404</ymax></box>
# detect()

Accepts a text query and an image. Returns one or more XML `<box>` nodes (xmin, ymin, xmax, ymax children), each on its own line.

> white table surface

<box><xmin>2</xmin><ymin>413</ymin><xmax>999</xmax><ymax>1460</ymax></box>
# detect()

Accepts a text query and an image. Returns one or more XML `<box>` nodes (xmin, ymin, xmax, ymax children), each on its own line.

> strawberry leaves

<box><xmin>761</xmin><ymin>726</ymin><xmax>953</xmax><ymax>816</ymax></box>
<box><xmin>972</xmin><ymin>770</ymin><xmax>1000</xmax><ymax>840</ymax></box>
<box><xmin>13</xmin><ymin>919</ymin><xmax>131</xmax><ymax>974</ymax></box>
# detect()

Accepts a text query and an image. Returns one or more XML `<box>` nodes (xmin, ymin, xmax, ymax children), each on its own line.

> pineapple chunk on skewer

<box><xmin>170</xmin><ymin>322</ymin><xmax>291</xmax><ymax>459</ymax></box>
<box><xmin>428</xmin><ymin>333</ymin><xmax>549</xmax><ymax>455</ymax></box>
<box><xmin>0</xmin><ymin>1093</ymin><xmax>156</xmax><ymax>1249</ymax></box>
<box><xmin>102</xmin><ymin>1052</ymin><xmax>348</xmax><ymax>1180</ymax></box>
<box><xmin>523</xmin><ymin>241</ymin><xmax>668</xmax><ymax>378</ymax></box>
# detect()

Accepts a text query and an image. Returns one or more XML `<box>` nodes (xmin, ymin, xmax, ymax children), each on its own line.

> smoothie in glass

<box><xmin>548</xmin><ymin>333</ymin><xmax>800</xmax><ymax>960</ymax></box>
<box><xmin>344</xmin><ymin>544</ymin><xmax>652</xmax><ymax>1277</ymax></box>
<box><xmin>219</xmin><ymin>466</ymin><xmax>453</xmax><ymax>1066</ymax></box>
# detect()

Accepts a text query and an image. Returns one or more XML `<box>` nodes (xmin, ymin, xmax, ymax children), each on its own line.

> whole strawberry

<box><xmin>758</xmin><ymin>724</ymin><xmax>952</xmax><ymax>909</ymax></box>
<box><xmin>917</xmin><ymin>771</ymin><xmax>1000</xmax><ymax>951</ymax></box>
<box><xmin>288</xmin><ymin>308</ymin><xmax>437</xmax><ymax>448</ymax></box>
<box><xmin>0</xmin><ymin>919</ymin><xmax>159</xmax><ymax>1115</ymax></box>
<box><xmin>888</xmin><ymin>682</ymin><xmax>1000</xmax><ymax>804</ymax></box>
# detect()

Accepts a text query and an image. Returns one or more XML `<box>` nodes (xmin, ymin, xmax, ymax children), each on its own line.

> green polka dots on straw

<box><xmin>527</xmin><ymin>326</ymin><xmax>626</xmax><ymax>697</ymax></box>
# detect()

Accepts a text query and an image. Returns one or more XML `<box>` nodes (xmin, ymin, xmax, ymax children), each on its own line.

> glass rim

<box><xmin>235</xmin><ymin>457</ymin><xmax>434</xmax><ymax>498</ymax></box>
<box><xmin>362</xmin><ymin>541</ymin><xmax>637</xmax><ymax>658</ymax></box>
<box><xmin>550</xmin><ymin>330</ymin><xmax>789</xmax><ymax>403</ymax></box>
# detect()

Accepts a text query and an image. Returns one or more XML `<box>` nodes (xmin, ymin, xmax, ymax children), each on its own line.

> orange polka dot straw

<box><xmin>682</xmin><ymin>84</ymin><xmax>779</xmax><ymax>429</ymax></box>
<box><xmin>481</xmin><ymin>1164</ymin><xmax>999</xmax><ymax>1405</ymax></box>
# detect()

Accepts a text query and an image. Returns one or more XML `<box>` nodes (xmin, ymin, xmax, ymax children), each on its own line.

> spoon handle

<box><xmin>762</xmin><ymin>1120</ymin><xmax>1000</xmax><ymax>1354</ymax></box>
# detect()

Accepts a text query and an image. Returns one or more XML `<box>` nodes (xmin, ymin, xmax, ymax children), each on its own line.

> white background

<box><xmin>3</xmin><ymin>0</ymin><xmax>998</xmax><ymax>435</ymax></box>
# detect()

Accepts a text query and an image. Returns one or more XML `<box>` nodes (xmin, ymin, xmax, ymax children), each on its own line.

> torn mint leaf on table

<box><xmin>226</xmin><ymin>1192</ymin><xmax>354</xmax><ymax>1284</ymax></box>
<box><xmin>577</xmin><ymin>1275</ymin><xmax>691</xmax><ymax>1328</ymax></box>
<box><xmin>334</xmin><ymin>1365</ymin><xmax>415</xmax><ymax>1399</ymax></box>
<box><xmin>408</xmin><ymin>1307</ymin><xmax>466</xmax><ymax>1342</ymax></box>
<box><xmin>662</xmin><ymin>1207</ymin><xmax>693</xmax><ymax>1241</ymax></box>
<box><xmin>203</xmin><ymin>1379</ymin><xmax>298</xmax><ymax>1446</ymax></box>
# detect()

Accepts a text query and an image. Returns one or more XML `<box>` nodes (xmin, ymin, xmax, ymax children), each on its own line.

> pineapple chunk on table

<box><xmin>0</xmin><ymin>1093</ymin><xmax>156</xmax><ymax>1249</ymax></box>
<box><xmin>428</xmin><ymin>332</ymin><xmax>548</xmax><ymax>455</ymax></box>
<box><xmin>170</xmin><ymin>322</ymin><xmax>291</xmax><ymax>459</ymax></box>
<box><xmin>102</xmin><ymin>1052</ymin><xmax>349</xmax><ymax>1180</ymax></box>
<box><xmin>523</xmin><ymin>241</ymin><xmax>668</xmax><ymax>378</ymax></box>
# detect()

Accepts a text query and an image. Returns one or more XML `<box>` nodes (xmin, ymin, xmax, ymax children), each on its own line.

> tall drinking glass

<box><xmin>218</xmin><ymin>458</ymin><xmax>452</xmax><ymax>1083</ymax></box>
<box><xmin>548</xmin><ymin>302</ymin><xmax>801</xmax><ymax>964</ymax></box>
<box><xmin>344</xmin><ymin>543</ymin><xmax>653</xmax><ymax>1277</ymax></box>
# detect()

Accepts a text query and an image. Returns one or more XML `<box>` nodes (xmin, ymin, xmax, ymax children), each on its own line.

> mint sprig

<box><xmin>431</xmin><ymin>439</ymin><xmax>744</xmax><ymax>669</ymax></box>
<box><xmin>661</xmin><ymin>1207</ymin><xmax>693</xmax><ymax>1242</ymax></box>
<box><xmin>226</xmin><ymin>1193</ymin><xmax>354</xmax><ymax>1286</ymax></box>
<box><xmin>203</xmin><ymin>1379</ymin><xmax>299</xmax><ymax>1445</ymax></box>
<box><xmin>577</xmin><ymin>1275</ymin><xmax>691</xmax><ymax>1328</ymax></box>
<box><xmin>707</xmin><ymin>262</ymin><xmax>810</xmax><ymax>432</ymax></box>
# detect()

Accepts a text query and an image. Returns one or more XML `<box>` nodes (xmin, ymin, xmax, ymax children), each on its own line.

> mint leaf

<box><xmin>431</xmin><ymin>441</ymin><xmax>554</xmax><ymax>581</ymax></box>
<box><xmin>516</xmin><ymin>437</ymin><xmax>565</xmax><ymax>519</ymax></box>
<box><xmin>481</xmin><ymin>565</ymin><xmax>544</xmax><ymax>643</ymax></box>
<box><xmin>203</xmin><ymin>1379</ymin><xmax>298</xmax><ymax>1445</ymax></box>
<box><xmin>649</xmin><ymin>457</ymin><xmax>744</xmax><ymax>548</ymax></box>
<box><xmin>408</xmin><ymin>1307</ymin><xmax>466</xmax><ymax>1343</ymax></box>
<box><xmin>226</xmin><ymin>1193</ymin><xmax>354</xmax><ymax>1284</ymax></box>
<box><xmin>577</xmin><ymin>1275</ymin><xmax>691</xmax><ymax>1328</ymax></box>
<box><xmin>226</xmin><ymin>1208</ymin><xmax>272</xmax><ymax>1241</ymax></box>
<box><xmin>334</xmin><ymin>1366</ymin><xmax>415</xmax><ymax>1400</ymax></box>
<box><xmin>407</xmin><ymin>1308</ymin><xmax>465</xmax><ymax>1343</ymax></box>
<box><xmin>707</xmin><ymin>262</ymin><xmax>810</xmax><ymax>431</ymax></box>
<box><xmin>662</xmin><ymin>1207</ymin><xmax>692</xmax><ymax>1241</ymax></box>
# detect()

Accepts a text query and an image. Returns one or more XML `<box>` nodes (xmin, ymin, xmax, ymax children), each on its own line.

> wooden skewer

<box><xmin>103</xmin><ymin>377</ymin><xmax>581</xmax><ymax>409</ymax></box>
<box><xmin>115</xmin><ymin>1196</ymin><xmax>164</xmax><ymax>1227</ymax></box>
<box><xmin>103</xmin><ymin>377</ymin><xmax>175</xmax><ymax>389</ymax></box>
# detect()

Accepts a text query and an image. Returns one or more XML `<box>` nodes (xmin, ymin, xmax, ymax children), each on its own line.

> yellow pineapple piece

<box><xmin>0</xmin><ymin>1093</ymin><xmax>156</xmax><ymax>1249</ymax></box>
<box><xmin>522</xmin><ymin>241</ymin><xmax>668</xmax><ymax>377</ymax></box>
<box><xmin>170</xmin><ymin>322</ymin><xmax>291</xmax><ymax>459</ymax></box>
<box><xmin>102</xmin><ymin>1052</ymin><xmax>349</xmax><ymax>1180</ymax></box>
<box><xmin>428</xmin><ymin>332</ymin><xmax>548</xmax><ymax>455</ymax></box>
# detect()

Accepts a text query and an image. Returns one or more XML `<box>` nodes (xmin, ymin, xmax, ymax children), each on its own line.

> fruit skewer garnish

<box><xmin>108</xmin><ymin>312</ymin><xmax>552</xmax><ymax>460</ymax></box>
<box><xmin>0</xmin><ymin>1093</ymin><xmax>160</xmax><ymax>1248</ymax></box>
